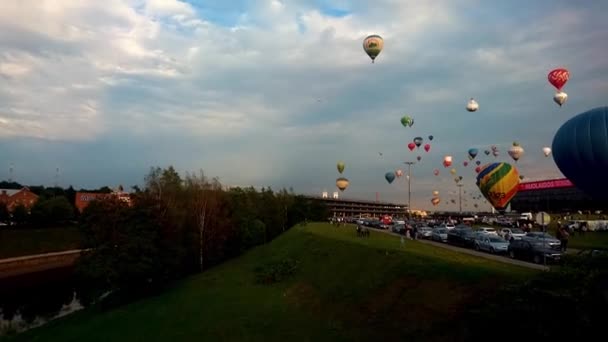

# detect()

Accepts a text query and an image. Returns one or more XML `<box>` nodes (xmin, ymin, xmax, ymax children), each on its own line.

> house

<box><xmin>75</xmin><ymin>185</ymin><xmax>132</xmax><ymax>213</ymax></box>
<box><xmin>0</xmin><ymin>187</ymin><xmax>39</xmax><ymax>211</ymax></box>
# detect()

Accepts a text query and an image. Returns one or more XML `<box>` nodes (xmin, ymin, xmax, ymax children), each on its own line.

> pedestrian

<box><xmin>559</xmin><ymin>226</ymin><xmax>569</xmax><ymax>252</ymax></box>
<box><xmin>412</xmin><ymin>225</ymin><xmax>418</xmax><ymax>240</ymax></box>
<box><xmin>401</xmin><ymin>235</ymin><xmax>405</xmax><ymax>247</ymax></box>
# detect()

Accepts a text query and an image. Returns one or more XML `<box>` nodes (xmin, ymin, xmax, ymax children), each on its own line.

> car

<box><xmin>391</xmin><ymin>224</ymin><xmax>405</xmax><ymax>234</ymax></box>
<box><xmin>476</xmin><ymin>227</ymin><xmax>499</xmax><ymax>236</ymax></box>
<box><xmin>445</xmin><ymin>223</ymin><xmax>456</xmax><ymax>230</ymax></box>
<box><xmin>447</xmin><ymin>227</ymin><xmax>474</xmax><ymax>247</ymax></box>
<box><xmin>508</xmin><ymin>239</ymin><xmax>562</xmax><ymax>264</ymax></box>
<box><xmin>431</xmin><ymin>228</ymin><xmax>448</xmax><ymax>243</ymax></box>
<box><xmin>475</xmin><ymin>235</ymin><xmax>509</xmax><ymax>254</ymax></box>
<box><xmin>417</xmin><ymin>226</ymin><xmax>433</xmax><ymax>239</ymax></box>
<box><xmin>500</xmin><ymin>228</ymin><xmax>526</xmax><ymax>240</ymax></box>
<box><xmin>523</xmin><ymin>232</ymin><xmax>561</xmax><ymax>250</ymax></box>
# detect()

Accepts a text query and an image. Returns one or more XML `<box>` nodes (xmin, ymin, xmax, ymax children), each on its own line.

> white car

<box><xmin>500</xmin><ymin>228</ymin><xmax>526</xmax><ymax>240</ymax></box>
<box><xmin>445</xmin><ymin>223</ymin><xmax>455</xmax><ymax>230</ymax></box>
<box><xmin>476</xmin><ymin>227</ymin><xmax>498</xmax><ymax>235</ymax></box>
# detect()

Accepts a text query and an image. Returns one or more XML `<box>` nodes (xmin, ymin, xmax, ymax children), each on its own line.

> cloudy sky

<box><xmin>1</xmin><ymin>0</ymin><xmax>607</xmax><ymax>210</ymax></box>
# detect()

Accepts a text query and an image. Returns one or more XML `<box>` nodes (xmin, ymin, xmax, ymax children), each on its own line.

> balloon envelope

<box><xmin>476</xmin><ymin>162</ymin><xmax>520</xmax><ymax>211</ymax></box>
<box><xmin>552</xmin><ymin>106</ymin><xmax>608</xmax><ymax>199</ymax></box>
<box><xmin>508</xmin><ymin>145</ymin><xmax>524</xmax><ymax>162</ymax></box>
<box><xmin>468</xmin><ymin>148</ymin><xmax>479</xmax><ymax>159</ymax></box>
<box><xmin>395</xmin><ymin>169</ymin><xmax>403</xmax><ymax>177</ymax></box>
<box><xmin>336</xmin><ymin>177</ymin><xmax>349</xmax><ymax>191</ymax></box>
<box><xmin>431</xmin><ymin>197</ymin><xmax>440</xmax><ymax>206</ymax></box>
<box><xmin>408</xmin><ymin>142</ymin><xmax>416</xmax><ymax>151</ymax></box>
<box><xmin>363</xmin><ymin>35</ymin><xmax>384</xmax><ymax>63</ymax></box>
<box><xmin>542</xmin><ymin>147</ymin><xmax>552</xmax><ymax>157</ymax></box>
<box><xmin>466</xmin><ymin>98</ymin><xmax>479</xmax><ymax>112</ymax></box>
<box><xmin>424</xmin><ymin>144</ymin><xmax>431</xmax><ymax>152</ymax></box>
<box><xmin>433</xmin><ymin>169</ymin><xmax>440</xmax><ymax>176</ymax></box>
<box><xmin>337</xmin><ymin>161</ymin><xmax>345</xmax><ymax>174</ymax></box>
<box><xmin>548</xmin><ymin>68</ymin><xmax>569</xmax><ymax>91</ymax></box>
<box><xmin>413</xmin><ymin>137</ymin><xmax>423</xmax><ymax>147</ymax></box>
<box><xmin>401</xmin><ymin>115</ymin><xmax>414</xmax><ymax>127</ymax></box>
<box><xmin>385</xmin><ymin>172</ymin><xmax>396</xmax><ymax>184</ymax></box>
<box><xmin>428</xmin><ymin>135</ymin><xmax>434</xmax><ymax>141</ymax></box>
<box><xmin>553</xmin><ymin>91</ymin><xmax>568</xmax><ymax>107</ymax></box>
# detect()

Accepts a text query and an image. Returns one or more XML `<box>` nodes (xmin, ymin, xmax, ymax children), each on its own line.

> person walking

<box><xmin>559</xmin><ymin>226</ymin><xmax>569</xmax><ymax>252</ymax></box>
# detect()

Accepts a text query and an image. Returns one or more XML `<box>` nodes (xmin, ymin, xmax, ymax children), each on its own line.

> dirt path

<box><xmin>375</xmin><ymin>229</ymin><xmax>550</xmax><ymax>271</ymax></box>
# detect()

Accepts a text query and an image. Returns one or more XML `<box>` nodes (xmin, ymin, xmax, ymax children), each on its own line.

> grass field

<box><xmin>6</xmin><ymin>223</ymin><xmax>535</xmax><ymax>342</ymax></box>
<box><xmin>0</xmin><ymin>226</ymin><xmax>82</xmax><ymax>259</ymax></box>
<box><xmin>568</xmin><ymin>231</ymin><xmax>608</xmax><ymax>250</ymax></box>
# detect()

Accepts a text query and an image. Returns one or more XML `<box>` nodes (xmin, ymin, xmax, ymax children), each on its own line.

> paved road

<box><xmin>374</xmin><ymin>229</ymin><xmax>550</xmax><ymax>271</ymax></box>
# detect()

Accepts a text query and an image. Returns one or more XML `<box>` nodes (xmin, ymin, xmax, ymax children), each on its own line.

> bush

<box><xmin>254</xmin><ymin>258</ymin><xmax>299</xmax><ymax>285</ymax></box>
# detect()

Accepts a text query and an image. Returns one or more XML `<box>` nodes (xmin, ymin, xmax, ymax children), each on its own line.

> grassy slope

<box><xmin>8</xmin><ymin>223</ymin><xmax>535</xmax><ymax>342</ymax></box>
<box><xmin>0</xmin><ymin>227</ymin><xmax>81</xmax><ymax>259</ymax></box>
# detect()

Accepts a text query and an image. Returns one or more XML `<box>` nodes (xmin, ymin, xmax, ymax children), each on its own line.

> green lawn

<box><xmin>0</xmin><ymin>226</ymin><xmax>82</xmax><ymax>259</ymax></box>
<box><xmin>568</xmin><ymin>232</ymin><xmax>608</xmax><ymax>250</ymax></box>
<box><xmin>7</xmin><ymin>223</ymin><xmax>535</xmax><ymax>342</ymax></box>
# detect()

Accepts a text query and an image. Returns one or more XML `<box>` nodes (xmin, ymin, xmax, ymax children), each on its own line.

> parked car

<box><xmin>523</xmin><ymin>232</ymin><xmax>561</xmax><ymax>250</ymax></box>
<box><xmin>500</xmin><ymin>228</ymin><xmax>526</xmax><ymax>240</ymax></box>
<box><xmin>476</xmin><ymin>227</ymin><xmax>499</xmax><ymax>236</ymax></box>
<box><xmin>417</xmin><ymin>226</ymin><xmax>433</xmax><ymax>239</ymax></box>
<box><xmin>432</xmin><ymin>228</ymin><xmax>449</xmax><ymax>243</ymax></box>
<box><xmin>392</xmin><ymin>224</ymin><xmax>405</xmax><ymax>234</ymax></box>
<box><xmin>447</xmin><ymin>227</ymin><xmax>475</xmax><ymax>247</ymax></box>
<box><xmin>475</xmin><ymin>235</ymin><xmax>509</xmax><ymax>254</ymax></box>
<box><xmin>445</xmin><ymin>223</ymin><xmax>456</xmax><ymax>230</ymax></box>
<box><xmin>508</xmin><ymin>239</ymin><xmax>562</xmax><ymax>264</ymax></box>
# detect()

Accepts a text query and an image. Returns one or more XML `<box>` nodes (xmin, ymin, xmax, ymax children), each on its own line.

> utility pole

<box><xmin>457</xmin><ymin>183</ymin><xmax>464</xmax><ymax>214</ymax></box>
<box><xmin>8</xmin><ymin>163</ymin><xmax>14</xmax><ymax>183</ymax></box>
<box><xmin>404</xmin><ymin>161</ymin><xmax>415</xmax><ymax>220</ymax></box>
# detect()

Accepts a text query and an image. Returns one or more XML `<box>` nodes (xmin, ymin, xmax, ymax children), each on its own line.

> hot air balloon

<box><xmin>542</xmin><ymin>147</ymin><xmax>552</xmax><ymax>157</ymax></box>
<box><xmin>424</xmin><ymin>144</ymin><xmax>431</xmax><ymax>152</ymax></box>
<box><xmin>400</xmin><ymin>115</ymin><xmax>414</xmax><ymax>127</ymax></box>
<box><xmin>463</xmin><ymin>161</ymin><xmax>469</xmax><ymax>167</ymax></box>
<box><xmin>491</xmin><ymin>145</ymin><xmax>497</xmax><ymax>151</ymax></box>
<box><xmin>432</xmin><ymin>190</ymin><xmax>439</xmax><ymax>197</ymax></box>
<box><xmin>337</xmin><ymin>161</ymin><xmax>345</xmax><ymax>174</ymax></box>
<box><xmin>466</xmin><ymin>98</ymin><xmax>479</xmax><ymax>112</ymax></box>
<box><xmin>454</xmin><ymin>177</ymin><xmax>460</xmax><ymax>183</ymax></box>
<box><xmin>484</xmin><ymin>150</ymin><xmax>491</xmax><ymax>156</ymax></box>
<box><xmin>413</xmin><ymin>137</ymin><xmax>423</xmax><ymax>148</ymax></box>
<box><xmin>431</xmin><ymin>197</ymin><xmax>440</xmax><ymax>206</ymax></box>
<box><xmin>508</xmin><ymin>142</ymin><xmax>524</xmax><ymax>162</ymax></box>
<box><xmin>395</xmin><ymin>169</ymin><xmax>403</xmax><ymax>178</ymax></box>
<box><xmin>519</xmin><ymin>175</ymin><xmax>525</xmax><ymax>180</ymax></box>
<box><xmin>476</xmin><ymin>162</ymin><xmax>520</xmax><ymax>211</ymax></box>
<box><xmin>385</xmin><ymin>172</ymin><xmax>396</xmax><ymax>184</ymax></box>
<box><xmin>468</xmin><ymin>148</ymin><xmax>479</xmax><ymax>160</ymax></box>
<box><xmin>336</xmin><ymin>177</ymin><xmax>349</xmax><ymax>191</ymax></box>
<box><xmin>363</xmin><ymin>34</ymin><xmax>384</xmax><ymax>63</ymax></box>
<box><xmin>548</xmin><ymin>68</ymin><xmax>569</xmax><ymax>91</ymax></box>
<box><xmin>428</xmin><ymin>135</ymin><xmax>434</xmax><ymax>141</ymax></box>
<box><xmin>408</xmin><ymin>142</ymin><xmax>416</xmax><ymax>151</ymax></box>
<box><xmin>552</xmin><ymin>106</ymin><xmax>608</xmax><ymax>199</ymax></box>
<box><xmin>553</xmin><ymin>91</ymin><xmax>568</xmax><ymax>107</ymax></box>
<box><xmin>492</xmin><ymin>150</ymin><xmax>499</xmax><ymax>158</ymax></box>
<box><xmin>459</xmin><ymin>176</ymin><xmax>463</xmax><ymax>181</ymax></box>
<box><xmin>475</xmin><ymin>166</ymin><xmax>482</xmax><ymax>173</ymax></box>
<box><xmin>443</xmin><ymin>156</ymin><xmax>453</xmax><ymax>168</ymax></box>
<box><xmin>476</xmin><ymin>160</ymin><xmax>481</xmax><ymax>166</ymax></box>
<box><xmin>450</xmin><ymin>168</ymin><xmax>457</xmax><ymax>175</ymax></box>
<box><xmin>433</xmin><ymin>169</ymin><xmax>440</xmax><ymax>176</ymax></box>
<box><xmin>417</xmin><ymin>155</ymin><xmax>422</xmax><ymax>161</ymax></box>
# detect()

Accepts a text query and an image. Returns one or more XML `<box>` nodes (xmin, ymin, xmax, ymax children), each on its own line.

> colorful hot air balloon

<box><xmin>424</xmin><ymin>143</ymin><xmax>431</xmax><ymax>152</ymax></box>
<box><xmin>476</xmin><ymin>162</ymin><xmax>520</xmax><ymax>211</ymax></box>
<box><xmin>417</xmin><ymin>155</ymin><xmax>422</xmax><ymax>161</ymax></box>
<box><xmin>433</xmin><ymin>169</ymin><xmax>440</xmax><ymax>176</ymax></box>
<box><xmin>548</xmin><ymin>68</ymin><xmax>569</xmax><ymax>91</ymax></box>
<box><xmin>408</xmin><ymin>142</ymin><xmax>416</xmax><ymax>151</ymax></box>
<box><xmin>428</xmin><ymin>135</ymin><xmax>434</xmax><ymax>141</ymax></box>
<box><xmin>542</xmin><ymin>147</ymin><xmax>552</xmax><ymax>157</ymax></box>
<box><xmin>484</xmin><ymin>150</ymin><xmax>491</xmax><ymax>156</ymax></box>
<box><xmin>463</xmin><ymin>161</ymin><xmax>469</xmax><ymax>167</ymax></box>
<box><xmin>553</xmin><ymin>91</ymin><xmax>568</xmax><ymax>107</ymax></box>
<box><xmin>413</xmin><ymin>137</ymin><xmax>423</xmax><ymax>148</ymax></box>
<box><xmin>395</xmin><ymin>169</ymin><xmax>403</xmax><ymax>178</ymax></box>
<box><xmin>454</xmin><ymin>176</ymin><xmax>460</xmax><ymax>183</ymax></box>
<box><xmin>431</xmin><ymin>197</ymin><xmax>440</xmax><ymax>206</ymax></box>
<box><xmin>443</xmin><ymin>156</ymin><xmax>453</xmax><ymax>168</ymax></box>
<box><xmin>400</xmin><ymin>115</ymin><xmax>414</xmax><ymax>127</ymax></box>
<box><xmin>363</xmin><ymin>34</ymin><xmax>384</xmax><ymax>63</ymax></box>
<box><xmin>508</xmin><ymin>142</ymin><xmax>524</xmax><ymax>162</ymax></box>
<box><xmin>450</xmin><ymin>168</ymin><xmax>457</xmax><ymax>175</ymax></box>
<box><xmin>337</xmin><ymin>161</ymin><xmax>345</xmax><ymax>174</ymax></box>
<box><xmin>519</xmin><ymin>175</ymin><xmax>525</xmax><ymax>180</ymax></box>
<box><xmin>336</xmin><ymin>177</ymin><xmax>349</xmax><ymax>191</ymax></box>
<box><xmin>468</xmin><ymin>148</ymin><xmax>479</xmax><ymax>160</ymax></box>
<box><xmin>466</xmin><ymin>98</ymin><xmax>479</xmax><ymax>112</ymax></box>
<box><xmin>552</xmin><ymin>106</ymin><xmax>608</xmax><ymax>199</ymax></box>
<box><xmin>475</xmin><ymin>166</ymin><xmax>482</xmax><ymax>173</ymax></box>
<box><xmin>459</xmin><ymin>176</ymin><xmax>463</xmax><ymax>181</ymax></box>
<box><xmin>385</xmin><ymin>172</ymin><xmax>396</xmax><ymax>184</ymax></box>
<box><xmin>492</xmin><ymin>150</ymin><xmax>499</xmax><ymax>158</ymax></box>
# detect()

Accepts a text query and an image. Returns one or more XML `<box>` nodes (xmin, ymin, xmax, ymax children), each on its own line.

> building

<box><xmin>75</xmin><ymin>185</ymin><xmax>132</xmax><ymax>213</ymax></box>
<box><xmin>0</xmin><ymin>187</ymin><xmax>39</xmax><ymax>211</ymax></box>
<box><xmin>510</xmin><ymin>178</ymin><xmax>608</xmax><ymax>212</ymax></box>
<box><xmin>306</xmin><ymin>196</ymin><xmax>408</xmax><ymax>218</ymax></box>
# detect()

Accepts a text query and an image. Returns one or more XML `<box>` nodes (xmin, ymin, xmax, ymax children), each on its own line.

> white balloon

<box><xmin>553</xmin><ymin>91</ymin><xmax>568</xmax><ymax>107</ymax></box>
<box><xmin>466</xmin><ymin>98</ymin><xmax>479</xmax><ymax>112</ymax></box>
<box><xmin>542</xmin><ymin>147</ymin><xmax>552</xmax><ymax>157</ymax></box>
<box><xmin>508</xmin><ymin>145</ymin><xmax>524</xmax><ymax>162</ymax></box>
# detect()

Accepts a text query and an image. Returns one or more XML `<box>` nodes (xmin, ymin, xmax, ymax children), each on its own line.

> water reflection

<box><xmin>0</xmin><ymin>267</ymin><xmax>84</xmax><ymax>336</ymax></box>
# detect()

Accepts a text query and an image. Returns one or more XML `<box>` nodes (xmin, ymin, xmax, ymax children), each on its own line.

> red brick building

<box><xmin>0</xmin><ymin>187</ymin><xmax>39</xmax><ymax>211</ymax></box>
<box><xmin>75</xmin><ymin>186</ymin><xmax>132</xmax><ymax>213</ymax></box>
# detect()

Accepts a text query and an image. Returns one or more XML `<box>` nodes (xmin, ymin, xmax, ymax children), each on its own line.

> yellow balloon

<box><xmin>363</xmin><ymin>35</ymin><xmax>384</xmax><ymax>63</ymax></box>
<box><xmin>336</xmin><ymin>177</ymin><xmax>349</xmax><ymax>192</ymax></box>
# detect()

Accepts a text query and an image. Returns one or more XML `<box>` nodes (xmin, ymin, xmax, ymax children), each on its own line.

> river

<box><xmin>0</xmin><ymin>267</ymin><xmax>83</xmax><ymax>336</ymax></box>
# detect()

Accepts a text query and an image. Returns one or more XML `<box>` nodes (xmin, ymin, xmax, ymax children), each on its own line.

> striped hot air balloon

<box><xmin>476</xmin><ymin>162</ymin><xmax>520</xmax><ymax>211</ymax></box>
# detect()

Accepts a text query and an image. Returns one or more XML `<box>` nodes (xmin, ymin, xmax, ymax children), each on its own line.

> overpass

<box><xmin>0</xmin><ymin>249</ymin><xmax>84</xmax><ymax>279</ymax></box>
<box><xmin>306</xmin><ymin>196</ymin><xmax>408</xmax><ymax>218</ymax></box>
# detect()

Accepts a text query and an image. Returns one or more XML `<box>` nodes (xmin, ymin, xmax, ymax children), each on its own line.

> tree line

<box><xmin>74</xmin><ymin>166</ymin><xmax>328</xmax><ymax>306</ymax></box>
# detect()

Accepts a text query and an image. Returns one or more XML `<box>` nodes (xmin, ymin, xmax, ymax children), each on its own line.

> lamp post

<box><xmin>404</xmin><ymin>161</ymin><xmax>415</xmax><ymax>220</ymax></box>
<box><xmin>457</xmin><ymin>183</ymin><xmax>464</xmax><ymax>214</ymax></box>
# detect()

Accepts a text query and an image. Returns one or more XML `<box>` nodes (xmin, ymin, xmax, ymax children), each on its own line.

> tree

<box><xmin>12</xmin><ymin>204</ymin><xmax>29</xmax><ymax>226</ymax></box>
<box><xmin>30</xmin><ymin>196</ymin><xmax>75</xmax><ymax>226</ymax></box>
<box><xmin>0</xmin><ymin>202</ymin><xmax>9</xmax><ymax>223</ymax></box>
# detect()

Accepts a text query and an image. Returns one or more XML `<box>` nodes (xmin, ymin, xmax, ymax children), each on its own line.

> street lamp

<box><xmin>457</xmin><ymin>183</ymin><xmax>464</xmax><ymax>214</ymax></box>
<box><xmin>404</xmin><ymin>161</ymin><xmax>415</xmax><ymax>220</ymax></box>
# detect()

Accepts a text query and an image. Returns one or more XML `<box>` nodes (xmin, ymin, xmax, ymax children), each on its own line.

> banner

<box><xmin>518</xmin><ymin>178</ymin><xmax>573</xmax><ymax>191</ymax></box>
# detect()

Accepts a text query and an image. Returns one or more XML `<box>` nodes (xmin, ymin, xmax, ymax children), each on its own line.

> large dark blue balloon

<box><xmin>552</xmin><ymin>106</ymin><xmax>608</xmax><ymax>199</ymax></box>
